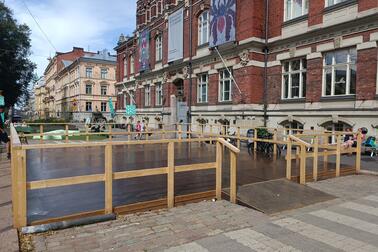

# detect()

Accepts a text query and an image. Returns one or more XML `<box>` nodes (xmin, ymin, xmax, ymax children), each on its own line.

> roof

<box><xmin>81</xmin><ymin>49</ymin><xmax>116</xmax><ymax>62</ymax></box>
<box><xmin>62</xmin><ymin>60</ymin><xmax>73</xmax><ymax>68</ymax></box>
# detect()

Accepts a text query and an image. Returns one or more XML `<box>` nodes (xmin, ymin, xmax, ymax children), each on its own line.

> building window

<box><xmin>326</xmin><ymin>0</ymin><xmax>348</xmax><ymax>7</ymax></box>
<box><xmin>283</xmin><ymin>121</ymin><xmax>304</xmax><ymax>135</ymax></box>
<box><xmin>285</xmin><ymin>0</ymin><xmax>309</xmax><ymax>21</ymax></box>
<box><xmin>85</xmin><ymin>84</ymin><xmax>92</xmax><ymax>95</ymax></box>
<box><xmin>101</xmin><ymin>85</ymin><xmax>107</xmax><ymax>96</ymax></box>
<box><xmin>219</xmin><ymin>69</ymin><xmax>232</xmax><ymax>102</ymax></box>
<box><xmin>86</xmin><ymin>67</ymin><xmax>93</xmax><ymax>78</ymax></box>
<box><xmin>198</xmin><ymin>11</ymin><xmax>209</xmax><ymax>45</ymax></box>
<box><xmin>156</xmin><ymin>83</ymin><xmax>163</xmax><ymax>106</ymax></box>
<box><xmin>101</xmin><ymin>102</ymin><xmax>107</xmax><ymax>112</ymax></box>
<box><xmin>155</xmin><ymin>35</ymin><xmax>162</xmax><ymax>62</ymax></box>
<box><xmin>129</xmin><ymin>90</ymin><xmax>135</xmax><ymax>105</ymax></box>
<box><xmin>124</xmin><ymin>57</ymin><xmax>128</xmax><ymax>77</ymax></box>
<box><xmin>85</xmin><ymin>102</ymin><xmax>92</xmax><ymax>112</ymax></box>
<box><xmin>145</xmin><ymin>85</ymin><xmax>151</xmax><ymax>106</ymax></box>
<box><xmin>157</xmin><ymin>1</ymin><xmax>162</xmax><ymax>14</ymax></box>
<box><xmin>282</xmin><ymin>59</ymin><xmax>307</xmax><ymax>99</ymax></box>
<box><xmin>197</xmin><ymin>74</ymin><xmax>208</xmax><ymax>103</ymax></box>
<box><xmin>101</xmin><ymin>68</ymin><xmax>108</xmax><ymax>79</ymax></box>
<box><xmin>130</xmin><ymin>56</ymin><xmax>135</xmax><ymax>74</ymax></box>
<box><xmin>324</xmin><ymin>121</ymin><xmax>352</xmax><ymax>143</ymax></box>
<box><xmin>323</xmin><ymin>48</ymin><xmax>356</xmax><ymax>97</ymax></box>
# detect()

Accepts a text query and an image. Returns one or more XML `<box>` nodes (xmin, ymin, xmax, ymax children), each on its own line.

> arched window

<box><xmin>130</xmin><ymin>55</ymin><xmax>135</xmax><ymax>74</ymax></box>
<box><xmin>123</xmin><ymin>56</ymin><xmax>128</xmax><ymax>77</ymax></box>
<box><xmin>198</xmin><ymin>11</ymin><xmax>209</xmax><ymax>45</ymax></box>
<box><xmin>155</xmin><ymin>35</ymin><xmax>162</xmax><ymax>62</ymax></box>
<box><xmin>323</xmin><ymin>121</ymin><xmax>353</xmax><ymax>143</ymax></box>
<box><xmin>281</xmin><ymin>120</ymin><xmax>304</xmax><ymax>135</ymax></box>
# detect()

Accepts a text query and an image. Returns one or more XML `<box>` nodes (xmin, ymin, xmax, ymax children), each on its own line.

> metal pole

<box><xmin>263</xmin><ymin>0</ymin><xmax>269</xmax><ymax>127</ymax></box>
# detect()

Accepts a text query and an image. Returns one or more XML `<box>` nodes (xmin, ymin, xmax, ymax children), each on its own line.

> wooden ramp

<box><xmin>224</xmin><ymin>179</ymin><xmax>335</xmax><ymax>215</ymax></box>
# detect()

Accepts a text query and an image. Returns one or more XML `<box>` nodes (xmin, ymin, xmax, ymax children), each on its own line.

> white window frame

<box><xmin>100</xmin><ymin>68</ymin><xmax>108</xmax><ymax>79</ymax></box>
<box><xmin>85</xmin><ymin>102</ymin><xmax>92</xmax><ymax>112</ymax></box>
<box><xmin>145</xmin><ymin>85</ymin><xmax>151</xmax><ymax>106</ymax></box>
<box><xmin>197</xmin><ymin>74</ymin><xmax>208</xmax><ymax>103</ymax></box>
<box><xmin>155</xmin><ymin>83</ymin><xmax>163</xmax><ymax>106</ymax></box>
<box><xmin>325</xmin><ymin>0</ymin><xmax>348</xmax><ymax>7</ymax></box>
<box><xmin>219</xmin><ymin>69</ymin><xmax>232</xmax><ymax>102</ymax></box>
<box><xmin>85</xmin><ymin>84</ymin><xmax>92</xmax><ymax>95</ymax></box>
<box><xmin>101</xmin><ymin>85</ymin><xmax>107</xmax><ymax>96</ymax></box>
<box><xmin>284</xmin><ymin>0</ymin><xmax>309</xmax><ymax>21</ymax></box>
<box><xmin>101</xmin><ymin>102</ymin><xmax>107</xmax><ymax>112</ymax></box>
<box><xmin>130</xmin><ymin>56</ymin><xmax>135</xmax><ymax>74</ymax></box>
<box><xmin>155</xmin><ymin>35</ymin><xmax>162</xmax><ymax>62</ymax></box>
<box><xmin>85</xmin><ymin>67</ymin><xmax>93</xmax><ymax>78</ymax></box>
<box><xmin>198</xmin><ymin>11</ymin><xmax>209</xmax><ymax>45</ymax></box>
<box><xmin>282</xmin><ymin>58</ymin><xmax>307</xmax><ymax>99</ymax></box>
<box><xmin>124</xmin><ymin>57</ymin><xmax>128</xmax><ymax>77</ymax></box>
<box><xmin>322</xmin><ymin>48</ymin><xmax>356</xmax><ymax>97</ymax></box>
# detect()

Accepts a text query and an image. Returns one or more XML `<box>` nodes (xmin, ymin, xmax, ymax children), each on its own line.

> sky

<box><xmin>5</xmin><ymin>0</ymin><xmax>136</xmax><ymax>78</ymax></box>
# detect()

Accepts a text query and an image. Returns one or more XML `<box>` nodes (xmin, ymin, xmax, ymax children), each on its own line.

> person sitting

<box><xmin>342</xmin><ymin>128</ymin><xmax>354</xmax><ymax>149</ymax></box>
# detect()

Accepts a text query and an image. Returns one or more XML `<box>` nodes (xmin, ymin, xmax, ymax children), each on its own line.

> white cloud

<box><xmin>6</xmin><ymin>0</ymin><xmax>136</xmax><ymax>76</ymax></box>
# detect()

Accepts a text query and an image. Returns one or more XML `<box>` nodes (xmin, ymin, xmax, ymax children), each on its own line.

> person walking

<box><xmin>135</xmin><ymin>121</ymin><xmax>142</xmax><ymax>140</ymax></box>
<box><xmin>0</xmin><ymin>106</ymin><xmax>10</xmax><ymax>159</ymax></box>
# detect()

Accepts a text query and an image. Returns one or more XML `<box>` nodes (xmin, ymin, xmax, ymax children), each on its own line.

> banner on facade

<box><xmin>139</xmin><ymin>29</ymin><xmax>150</xmax><ymax>71</ymax></box>
<box><xmin>168</xmin><ymin>8</ymin><xmax>184</xmax><ymax>62</ymax></box>
<box><xmin>125</xmin><ymin>105</ymin><xmax>136</xmax><ymax>116</ymax></box>
<box><xmin>209</xmin><ymin>0</ymin><xmax>236</xmax><ymax>47</ymax></box>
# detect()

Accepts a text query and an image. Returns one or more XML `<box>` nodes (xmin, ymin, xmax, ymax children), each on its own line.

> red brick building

<box><xmin>115</xmin><ymin>0</ymin><xmax>378</xmax><ymax>135</ymax></box>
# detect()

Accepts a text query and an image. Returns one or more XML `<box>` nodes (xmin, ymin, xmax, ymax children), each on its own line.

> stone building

<box><xmin>38</xmin><ymin>47</ymin><xmax>117</xmax><ymax>121</ymax></box>
<box><xmin>115</xmin><ymin>0</ymin><xmax>378</xmax><ymax>136</ymax></box>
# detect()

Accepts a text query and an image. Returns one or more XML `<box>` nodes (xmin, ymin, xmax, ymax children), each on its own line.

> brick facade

<box><xmin>114</xmin><ymin>0</ymin><xmax>378</xmax><ymax>133</ymax></box>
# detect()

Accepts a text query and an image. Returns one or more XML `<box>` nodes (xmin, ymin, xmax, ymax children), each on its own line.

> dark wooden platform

<box><xmin>225</xmin><ymin>178</ymin><xmax>335</xmax><ymax>215</ymax></box>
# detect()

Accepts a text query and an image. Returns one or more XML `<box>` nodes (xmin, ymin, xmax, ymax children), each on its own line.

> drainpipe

<box><xmin>263</xmin><ymin>0</ymin><xmax>269</xmax><ymax>127</ymax></box>
<box><xmin>188</xmin><ymin>0</ymin><xmax>193</xmax><ymax>124</ymax></box>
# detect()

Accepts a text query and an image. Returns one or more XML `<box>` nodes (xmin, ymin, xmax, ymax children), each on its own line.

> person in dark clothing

<box><xmin>0</xmin><ymin>106</ymin><xmax>10</xmax><ymax>159</ymax></box>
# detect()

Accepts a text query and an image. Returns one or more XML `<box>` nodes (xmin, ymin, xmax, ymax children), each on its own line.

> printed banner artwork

<box><xmin>209</xmin><ymin>0</ymin><xmax>236</xmax><ymax>47</ymax></box>
<box><xmin>168</xmin><ymin>8</ymin><xmax>184</xmax><ymax>62</ymax></box>
<box><xmin>139</xmin><ymin>29</ymin><xmax>150</xmax><ymax>71</ymax></box>
<box><xmin>125</xmin><ymin>105</ymin><xmax>136</xmax><ymax>116</ymax></box>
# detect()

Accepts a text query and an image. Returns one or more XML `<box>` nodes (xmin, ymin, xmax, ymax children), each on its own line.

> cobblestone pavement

<box><xmin>0</xmin><ymin>154</ymin><xmax>19</xmax><ymax>252</ymax></box>
<box><xmin>28</xmin><ymin>175</ymin><xmax>378</xmax><ymax>252</ymax></box>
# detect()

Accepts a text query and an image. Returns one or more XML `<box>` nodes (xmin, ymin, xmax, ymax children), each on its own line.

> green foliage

<box><xmin>257</xmin><ymin>128</ymin><xmax>272</xmax><ymax>139</ymax></box>
<box><xmin>0</xmin><ymin>3</ymin><xmax>36</xmax><ymax>107</ymax></box>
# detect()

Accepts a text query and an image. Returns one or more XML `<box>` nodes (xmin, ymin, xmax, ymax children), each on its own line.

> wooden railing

<box><xmin>10</xmin><ymin>122</ymin><xmax>240</xmax><ymax>228</ymax></box>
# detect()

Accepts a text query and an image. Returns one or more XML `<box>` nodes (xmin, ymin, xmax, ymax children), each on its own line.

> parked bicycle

<box><xmin>246</xmin><ymin>129</ymin><xmax>281</xmax><ymax>158</ymax></box>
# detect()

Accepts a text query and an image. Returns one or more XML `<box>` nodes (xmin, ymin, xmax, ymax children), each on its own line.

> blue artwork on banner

<box><xmin>139</xmin><ymin>29</ymin><xmax>150</xmax><ymax>71</ymax></box>
<box><xmin>209</xmin><ymin>0</ymin><xmax>236</xmax><ymax>47</ymax></box>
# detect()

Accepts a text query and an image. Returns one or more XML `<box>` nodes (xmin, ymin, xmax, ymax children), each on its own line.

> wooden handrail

<box><xmin>217</xmin><ymin>138</ymin><xmax>240</xmax><ymax>154</ymax></box>
<box><xmin>288</xmin><ymin>135</ymin><xmax>312</xmax><ymax>148</ymax></box>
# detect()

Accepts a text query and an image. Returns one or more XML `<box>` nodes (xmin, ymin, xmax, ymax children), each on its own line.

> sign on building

<box><xmin>168</xmin><ymin>8</ymin><xmax>184</xmax><ymax>62</ymax></box>
<box><xmin>209</xmin><ymin>0</ymin><xmax>236</xmax><ymax>47</ymax></box>
<box><xmin>139</xmin><ymin>29</ymin><xmax>150</xmax><ymax>71</ymax></box>
<box><xmin>125</xmin><ymin>105</ymin><xmax>136</xmax><ymax>116</ymax></box>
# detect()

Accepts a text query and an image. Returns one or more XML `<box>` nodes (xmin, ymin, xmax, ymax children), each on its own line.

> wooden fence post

<box><xmin>108</xmin><ymin>124</ymin><xmax>112</xmax><ymax>141</ymax></box>
<box><xmin>300</xmin><ymin>144</ymin><xmax>306</xmax><ymax>185</ymax></box>
<box><xmin>65</xmin><ymin>124</ymin><xmax>69</xmax><ymax>143</ymax></box>
<box><xmin>39</xmin><ymin>125</ymin><xmax>43</xmax><ymax>144</ymax></box>
<box><xmin>167</xmin><ymin>142</ymin><xmax>175</xmax><ymax>208</ymax></box>
<box><xmin>286</xmin><ymin>140</ymin><xmax>292</xmax><ymax>180</ymax></box>
<box><xmin>323</xmin><ymin>134</ymin><xmax>328</xmax><ymax>171</ymax></box>
<box><xmin>14</xmin><ymin>148</ymin><xmax>27</xmax><ymax>227</ymax></box>
<box><xmin>216</xmin><ymin>142</ymin><xmax>222</xmax><ymax>200</ymax></box>
<box><xmin>230</xmin><ymin>151</ymin><xmax>237</xmax><ymax>204</ymax></box>
<box><xmin>336</xmin><ymin>134</ymin><xmax>341</xmax><ymax>177</ymax></box>
<box><xmin>356</xmin><ymin>132</ymin><xmax>362</xmax><ymax>173</ymax></box>
<box><xmin>313</xmin><ymin>136</ymin><xmax>319</xmax><ymax>181</ymax></box>
<box><xmin>105</xmin><ymin>144</ymin><xmax>113</xmax><ymax>214</ymax></box>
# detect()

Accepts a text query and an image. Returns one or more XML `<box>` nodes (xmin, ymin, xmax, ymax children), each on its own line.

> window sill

<box><xmin>324</xmin><ymin>0</ymin><xmax>357</xmax><ymax>14</ymax></box>
<box><xmin>197</xmin><ymin>43</ymin><xmax>210</xmax><ymax>50</ymax></box>
<box><xmin>320</xmin><ymin>95</ymin><xmax>356</xmax><ymax>102</ymax></box>
<box><xmin>217</xmin><ymin>101</ymin><xmax>233</xmax><ymax>105</ymax></box>
<box><xmin>282</xmin><ymin>14</ymin><xmax>308</xmax><ymax>27</ymax></box>
<box><xmin>195</xmin><ymin>102</ymin><xmax>209</xmax><ymax>106</ymax></box>
<box><xmin>280</xmin><ymin>98</ymin><xmax>306</xmax><ymax>103</ymax></box>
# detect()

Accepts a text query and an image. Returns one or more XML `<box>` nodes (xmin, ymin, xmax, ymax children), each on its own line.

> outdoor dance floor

<box><xmin>26</xmin><ymin>142</ymin><xmax>354</xmax><ymax>223</ymax></box>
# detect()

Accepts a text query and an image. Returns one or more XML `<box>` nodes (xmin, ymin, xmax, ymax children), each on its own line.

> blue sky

<box><xmin>5</xmin><ymin>0</ymin><xmax>136</xmax><ymax>77</ymax></box>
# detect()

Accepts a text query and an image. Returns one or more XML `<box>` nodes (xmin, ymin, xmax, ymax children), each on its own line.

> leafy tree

<box><xmin>0</xmin><ymin>2</ymin><xmax>36</xmax><ymax>107</ymax></box>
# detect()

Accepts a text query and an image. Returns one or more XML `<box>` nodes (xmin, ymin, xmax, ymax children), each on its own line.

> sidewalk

<box><xmin>28</xmin><ymin>174</ymin><xmax>378</xmax><ymax>252</ymax></box>
<box><xmin>0</xmin><ymin>153</ymin><xmax>19</xmax><ymax>252</ymax></box>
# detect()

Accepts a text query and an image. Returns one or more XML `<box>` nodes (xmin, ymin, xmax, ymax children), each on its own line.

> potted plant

<box><xmin>155</xmin><ymin>116</ymin><xmax>163</xmax><ymax>129</ymax></box>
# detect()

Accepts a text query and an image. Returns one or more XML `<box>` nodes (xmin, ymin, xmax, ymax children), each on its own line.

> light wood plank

<box><xmin>175</xmin><ymin>162</ymin><xmax>216</xmax><ymax>173</ymax></box>
<box><xmin>27</xmin><ymin>174</ymin><xmax>105</xmax><ymax>190</ymax></box>
<box><xmin>313</xmin><ymin>136</ymin><xmax>319</xmax><ymax>181</ymax></box>
<box><xmin>167</xmin><ymin>142</ymin><xmax>174</xmax><ymax>208</ymax></box>
<box><xmin>286</xmin><ymin>141</ymin><xmax>292</xmax><ymax>180</ymax></box>
<box><xmin>230</xmin><ymin>152</ymin><xmax>237</xmax><ymax>204</ymax></box>
<box><xmin>336</xmin><ymin>134</ymin><xmax>341</xmax><ymax>177</ymax></box>
<box><xmin>105</xmin><ymin>144</ymin><xmax>113</xmax><ymax>214</ymax></box>
<box><xmin>300</xmin><ymin>145</ymin><xmax>306</xmax><ymax>185</ymax></box>
<box><xmin>113</xmin><ymin>167</ymin><xmax>168</xmax><ymax>180</ymax></box>
<box><xmin>216</xmin><ymin>142</ymin><xmax>222</xmax><ymax>200</ymax></box>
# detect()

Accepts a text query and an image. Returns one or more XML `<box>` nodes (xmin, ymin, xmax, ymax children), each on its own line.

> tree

<box><xmin>0</xmin><ymin>2</ymin><xmax>36</xmax><ymax>107</ymax></box>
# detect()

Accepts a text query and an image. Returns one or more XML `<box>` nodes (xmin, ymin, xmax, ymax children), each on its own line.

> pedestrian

<box><xmin>135</xmin><ymin>120</ymin><xmax>141</xmax><ymax>140</ymax></box>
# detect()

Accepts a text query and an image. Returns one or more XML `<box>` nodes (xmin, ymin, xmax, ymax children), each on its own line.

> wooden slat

<box><xmin>27</xmin><ymin>174</ymin><xmax>105</xmax><ymax>190</ymax></box>
<box><xmin>313</xmin><ymin>136</ymin><xmax>319</xmax><ymax>181</ymax></box>
<box><xmin>167</xmin><ymin>142</ymin><xmax>174</xmax><ymax>208</ymax></box>
<box><xmin>336</xmin><ymin>135</ymin><xmax>341</xmax><ymax>177</ymax></box>
<box><xmin>230</xmin><ymin>152</ymin><xmax>237</xmax><ymax>204</ymax></box>
<box><xmin>175</xmin><ymin>162</ymin><xmax>216</xmax><ymax>173</ymax></box>
<box><xmin>216</xmin><ymin>142</ymin><xmax>222</xmax><ymax>200</ymax></box>
<box><xmin>17</xmin><ymin>149</ymin><xmax>27</xmax><ymax>228</ymax></box>
<box><xmin>286</xmin><ymin>141</ymin><xmax>292</xmax><ymax>180</ymax></box>
<box><xmin>217</xmin><ymin>138</ymin><xmax>240</xmax><ymax>154</ymax></box>
<box><xmin>299</xmin><ymin>145</ymin><xmax>306</xmax><ymax>185</ymax></box>
<box><xmin>105</xmin><ymin>144</ymin><xmax>113</xmax><ymax>214</ymax></box>
<box><xmin>289</xmin><ymin>135</ymin><xmax>312</xmax><ymax>148</ymax></box>
<box><xmin>356</xmin><ymin>132</ymin><xmax>362</xmax><ymax>173</ymax></box>
<box><xmin>113</xmin><ymin>167</ymin><xmax>168</xmax><ymax>180</ymax></box>
<box><xmin>30</xmin><ymin>210</ymin><xmax>105</xmax><ymax>226</ymax></box>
